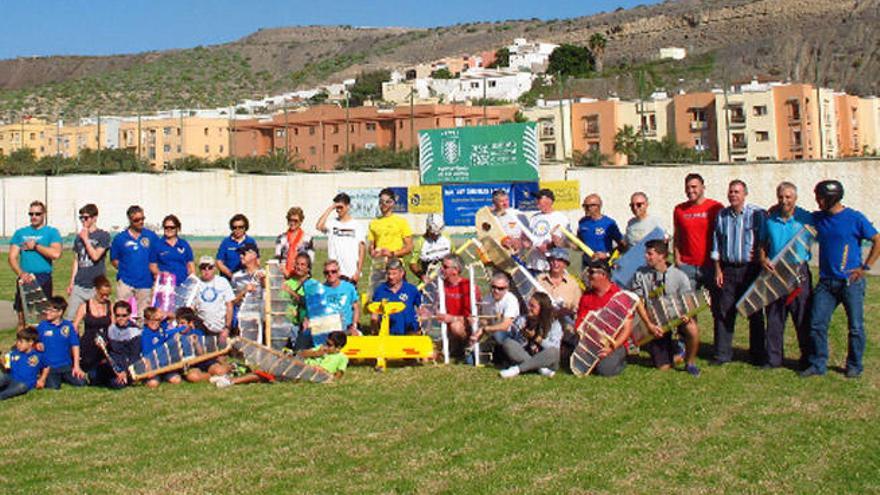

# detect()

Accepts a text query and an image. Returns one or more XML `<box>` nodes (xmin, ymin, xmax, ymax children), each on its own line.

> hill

<box><xmin>0</xmin><ymin>0</ymin><xmax>877</xmax><ymax>120</ymax></box>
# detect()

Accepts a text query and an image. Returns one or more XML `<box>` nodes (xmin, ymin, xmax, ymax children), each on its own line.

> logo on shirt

<box><xmin>28</xmin><ymin>355</ymin><xmax>39</xmax><ymax>367</ymax></box>
<box><xmin>200</xmin><ymin>287</ymin><xmax>219</xmax><ymax>303</ymax></box>
<box><xmin>44</xmin><ymin>330</ymin><xmax>54</xmax><ymax>337</ymax></box>
<box><xmin>594</xmin><ymin>227</ymin><xmax>606</xmax><ymax>235</ymax></box>
<box><xmin>532</xmin><ymin>219</ymin><xmax>551</xmax><ymax>236</ymax></box>
<box><xmin>61</xmin><ymin>327</ymin><xmax>69</xmax><ymax>337</ymax></box>
<box><xmin>140</xmin><ymin>237</ymin><xmax>151</xmax><ymax>248</ymax></box>
<box><xmin>399</xmin><ymin>293</ymin><xmax>409</xmax><ymax>302</ymax></box>
<box><xmin>177</xmin><ymin>247</ymin><xmax>185</xmax><ymax>254</ymax></box>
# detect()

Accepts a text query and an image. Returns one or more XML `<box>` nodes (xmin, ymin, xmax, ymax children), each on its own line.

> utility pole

<box><xmin>815</xmin><ymin>46</ymin><xmax>825</xmax><ymax>159</ymax></box>
<box><xmin>284</xmin><ymin>101</ymin><xmax>290</xmax><ymax>161</ymax></box>
<box><xmin>344</xmin><ymin>91</ymin><xmax>350</xmax><ymax>170</ymax></box>
<box><xmin>557</xmin><ymin>72</ymin><xmax>566</xmax><ymax>162</ymax></box>
<box><xmin>137</xmin><ymin>113</ymin><xmax>142</xmax><ymax>160</ymax></box>
<box><xmin>482</xmin><ymin>75</ymin><xmax>488</xmax><ymax>125</ymax></box>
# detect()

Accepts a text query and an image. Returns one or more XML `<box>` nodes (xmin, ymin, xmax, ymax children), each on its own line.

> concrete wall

<box><xmin>0</xmin><ymin>160</ymin><xmax>877</xmax><ymax>239</ymax></box>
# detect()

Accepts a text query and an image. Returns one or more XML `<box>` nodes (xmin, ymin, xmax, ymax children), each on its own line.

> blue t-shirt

<box><xmin>37</xmin><ymin>319</ymin><xmax>80</xmax><ymax>368</ymax></box>
<box><xmin>577</xmin><ymin>215</ymin><xmax>622</xmax><ymax>259</ymax></box>
<box><xmin>141</xmin><ymin>326</ymin><xmax>170</xmax><ymax>356</ymax></box>
<box><xmin>9</xmin><ymin>348</ymin><xmax>43</xmax><ymax>390</ymax></box>
<box><xmin>303</xmin><ymin>279</ymin><xmax>359</xmax><ymax>327</ymax></box>
<box><xmin>10</xmin><ymin>225</ymin><xmax>62</xmax><ymax>274</ymax></box>
<box><xmin>216</xmin><ymin>235</ymin><xmax>258</xmax><ymax>277</ymax></box>
<box><xmin>372</xmin><ymin>282</ymin><xmax>422</xmax><ymax>336</ymax></box>
<box><xmin>150</xmin><ymin>237</ymin><xmax>194</xmax><ymax>286</ymax></box>
<box><xmin>813</xmin><ymin>208</ymin><xmax>878</xmax><ymax>279</ymax></box>
<box><xmin>111</xmin><ymin>229</ymin><xmax>160</xmax><ymax>289</ymax></box>
<box><xmin>766</xmin><ymin>207</ymin><xmax>814</xmax><ymax>260</ymax></box>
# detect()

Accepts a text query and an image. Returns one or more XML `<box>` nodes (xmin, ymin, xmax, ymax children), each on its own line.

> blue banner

<box><xmin>442</xmin><ymin>182</ymin><xmax>538</xmax><ymax>227</ymax></box>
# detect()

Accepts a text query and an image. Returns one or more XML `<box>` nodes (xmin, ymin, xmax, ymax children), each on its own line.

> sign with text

<box><xmin>344</xmin><ymin>187</ymin><xmax>408</xmax><ymax>219</ymax></box>
<box><xmin>441</xmin><ymin>182</ymin><xmax>539</xmax><ymax>227</ymax></box>
<box><xmin>408</xmin><ymin>185</ymin><xmax>443</xmax><ymax>214</ymax></box>
<box><xmin>419</xmin><ymin>123</ymin><xmax>540</xmax><ymax>184</ymax></box>
<box><xmin>539</xmin><ymin>180</ymin><xmax>581</xmax><ymax>211</ymax></box>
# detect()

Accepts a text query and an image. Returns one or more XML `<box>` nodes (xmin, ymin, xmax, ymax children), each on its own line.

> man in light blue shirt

<box><xmin>8</xmin><ymin>200</ymin><xmax>62</xmax><ymax>329</ymax></box>
<box><xmin>710</xmin><ymin>180</ymin><xmax>767</xmax><ymax>366</ymax></box>
<box><xmin>760</xmin><ymin>182</ymin><xmax>814</xmax><ymax>369</ymax></box>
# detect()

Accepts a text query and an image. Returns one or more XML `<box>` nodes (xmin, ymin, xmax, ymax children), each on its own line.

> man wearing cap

<box><xmin>110</xmin><ymin>205</ymin><xmax>160</xmax><ymax>316</ymax></box>
<box><xmin>192</xmin><ymin>256</ymin><xmax>235</xmax><ymax>336</ymax></box>
<box><xmin>371</xmin><ymin>258</ymin><xmax>421</xmax><ymax>335</ymax></box>
<box><xmin>230</xmin><ymin>242</ymin><xmax>264</xmax><ymax>331</ymax></box>
<box><xmin>409</xmin><ymin>214</ymin><xmax>452</xmax><ymax>281</ymax></box>
<box><xmin>565</xmin><ymin>259</ymin><xmax>633</xmax><ymax>376</ymax></box>
<box><xmin>316</xmin><ymin>193</ymin><xmax>365</xmax><ymax>283</ymax></box>
<box><xmin>8</xmin><ymin>200</ymin><xmax>62</xmax><ymax>329</ymax></box>
<box><xmin>537</xmin><ymin>248</ymin><xmax>582</xmax><ymax>328</ymax></box>
<box><xmin>577</xmin><ymin>193</ymin><xmax>622</xmax><ymax>262</ymax></box>
<box><xmin>802</xmin><ymin>180</ymin><xmax>880</xmax><ymax>378</ymax></box>
<box><xmin>527</xmin><ymin>189</ymin><xmax>569</xmax><ymax>273</ymax></box>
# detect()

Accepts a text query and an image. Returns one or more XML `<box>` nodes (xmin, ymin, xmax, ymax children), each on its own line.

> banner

<box><xmin>539</xmin><ymin>180</ymin><xmax>581</xmax><ymax>211</ymax></box>
<box><xmin>408</xmin><ymin>185</ymin><xmax>443</xmax><ymax>214</ymax></box>
<box><xmin>441</xmin><ymin>182</ymin><xmax>538</xmax><ymax>227</ymax></box>
<box><xmin>419</xmin><ymin>123</ymin><xmax>539</xmax><ymax>184</ymax></box>
<box><xmin>344</xmin><ymin>187</ymin><xmax>407</xmax><ymax>219</ymax></box>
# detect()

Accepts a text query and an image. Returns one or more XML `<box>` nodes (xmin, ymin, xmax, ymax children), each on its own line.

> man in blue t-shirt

<box><xmin>760</xmin><ymin>182</ymin><xmax>814</xmax><ymax>370</ymax></box>
<box><xmin>577</xmin><ymin>193</ymin><xmax>622</xmax><ymax>263</ymax></box>
<box><xmin>110</xmin><ymin>205</ymin><xmax>160</xmax><ymax>318</ymax></box>
<box><xmin>371</xmin><ymin>258</ymin><xmax>421</xmax><ymax>335</ymax></box>
<box><xmin>216</xmin><ymin>214</ymin><xmax>259</xmax><ymax>280</ymax></box>
<box><xmin>303</xmin><ymin>260</ymin><xmax>360</xmax><ymax>346</ymax></box>
<box><xmin>8</xmin><ymin>200</ymin><xmax>62</xmax><ymax>329</ymax></box>
<box><xmin>802</xmin><ymin>180</ymin><xmax>880</xmax><ymax>379</ymax></box>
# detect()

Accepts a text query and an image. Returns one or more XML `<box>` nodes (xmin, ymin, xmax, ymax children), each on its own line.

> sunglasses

<box><xmin>28</xmin><ymin>212</ymin><xmax>44</xmax><ymax>217</ymax></box>
<box><xmin>231</xmin><ymin>224</ymin><xmax>246</xmax><ymax>230</ymax></box>
<box><xmin>379</xmin><ymin>199</ymin><xmax>395</xmax><ymax>205</ymax></box>
<box><xmin>200</xmin><ymin>264</ymin><xmax>215</xmax><ymax>270</ymax></box>
<box><xmin>163</xmin><ymin>225</ymin><xmax>177</xmax><ymax>230</ymax></box>
<box><xmin>131</xmin><ymin>216</ymin><xmax>145</xmax><ymax>223</ymax></box>
<box><xmin>114</xmin><ymin>313</ymin><xmax>130</xmax><ymax>318</ymax></box>
<box><xmin>491</xmin><ymin>285</ymin><xmax>508</xmax><ymax>291</ymax></box>
<box><xmin>324</xmin><ymin>269</ymin><xmax>339</xmax><ymax>275</ymax></box>
<box><xmin>629</xmin><ymin>202</ymin><xmax>646</xmax><ymax>208</ymax></box>
<box><xmin>79</xmin><ymin>215</ymin><xmax>91</xmax><ymax>221</ymax></box>
<box><xmin>588</xmin><ymin>269</ymin><xmax>607</xmax><ymax>275</ymax></box>
<box><xmin>583</xmin><ymin>204</ymin><xmax>600</xmax><ymax>208</ymax></box>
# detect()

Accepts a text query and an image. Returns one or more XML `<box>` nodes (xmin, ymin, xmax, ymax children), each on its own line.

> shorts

<box><xmin>645</xmin><ymin>332</ymin><xmax>676</xmax><ymax>368</ymax></box>
<box><xmin>14</xmin><ymin>272</ymin><xmax>53</xmax><ymax>313</ymax></box>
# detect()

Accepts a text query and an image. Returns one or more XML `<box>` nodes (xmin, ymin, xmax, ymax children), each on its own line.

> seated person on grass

<box><xmin>301</xmin><ymin>259</ymin><xmax>360</xmax><ymax>348</ymax></box>
<box><xmin>371</xmin><ymin>257</ymin><xmax>421</xmax><ymax>335</ymax></box>
<box><xmin>1</xmin><ymin>326</ymin><xmax>48</xmax><ymax>401</ymax></box>
<box><xmin>140</xmin><ymin>306</ymin><xmax>182</xmax><ymax>389</ymax></box>
<box><xmin>173</xmin><ymin>307</ymin><xmax>231</xmax><ymax>383</ymax></box>
<box><xmin>212</xmin><ymin>331</ymin><xmax>349</xmax><ymax>387</ymax></box>
<box><xmin>101</xmin><ymin>300</ymin><xmax>143</xmax><ymax>389</ymax></box>
<box><xmin>37</xmin><ymin>296</ymin><xmax>86</xmax><ymax>389</ymax></box>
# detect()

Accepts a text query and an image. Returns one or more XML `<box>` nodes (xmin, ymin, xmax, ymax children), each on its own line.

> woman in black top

<box><xmin>72</xmin><ymin>275</ymin><xmax>113</xmax><ymax>382</ymax></box>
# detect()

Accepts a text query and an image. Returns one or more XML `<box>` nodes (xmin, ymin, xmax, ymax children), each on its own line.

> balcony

<box><xmin>729</xmin><ymin>115</ymin><xmax>746</xmax><ymax>128</ymax></box>
<box><xmin>690</xmin><ymin>121</ymin><xmax>708</xmax><ymax>131</ymax></box>
<box><xmin>584</xmin><ymin>127</ymin><xmax>600</xmax><ymax>138</ymax></box>
<box><xmin>790</xmin><ymin>143</ymin><xmax>803</xmax><ymax>151</ymax></box>
<box><xmin>787</xmin><ymin>114</ymin><xmax>801</xmax><ymax>124</ymax></box>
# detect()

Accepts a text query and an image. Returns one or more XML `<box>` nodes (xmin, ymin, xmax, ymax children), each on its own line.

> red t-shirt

<box><xmin>574</xmin><ymin>283</ymin><xmax>620</xmax><ymax>329</ymax></box>
<box><xmin>673</xmin><ymin>198</ymin><xmax>723</xmax><ymax>266</ymax></box>
<box><xmin>443</xmin><ymin>278</ymin><xmax>480</xmax><ymax>317</ymax></box>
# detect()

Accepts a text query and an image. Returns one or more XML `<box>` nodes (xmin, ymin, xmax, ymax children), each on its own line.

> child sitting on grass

<box><xmin>1</xmin><ymin>326</ymin><xmax>48</xmax><ymax>400</ymax></box>
<box><xmin>102</xmin><ymin>301</ymin><xmax>142</xmax><ymax>389</ymax></box>
<box><xmin>174</xmin><ymin>307</ymin><xmax>231</xmax><ymax>383</ymax></box>
<box><xmin>212</xmin><ymin>331</ymin><xmax>348</xmax><ymax>388</ymax></box>
<box><xmin>37</xmin><ymin>296</ymin><xmax>86</xmax><ymax>389</ymax></box>
<box><xmin>140</xmin><ymin>306</ymin><xmax>182</xmax><ymax>389</ymax></box>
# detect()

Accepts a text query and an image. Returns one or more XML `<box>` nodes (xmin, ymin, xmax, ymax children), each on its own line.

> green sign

<box><xmin>418</xmin><ymin>122</ymin><xmax>539</xmax><ymax>184</ymax></box>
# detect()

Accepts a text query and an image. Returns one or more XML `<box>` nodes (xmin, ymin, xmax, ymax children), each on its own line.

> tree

<box><xmin>547</xmin><ymin>44</ymin><xmax>595</xmax><ymax>78</ymax></box>
<box><xmin>337</xmin><ymin>146</ymin><xmax>417</xmax><ymax>171</ymax></box>
<box><xmin>430</xmin><ymin>68</ymin><xmax>455</xmax><ymax>80</ymax></box>
<box><xmin>487</xmin><ymin>47</ymin><xmax>510</xmax><ymax>68</ymax></box>
<box><xmin>613</xmin><ymin>125</ymin><xmax>640</xmax><ymax>163</ymax></box>
<box><xmin>308</xmin><ymin>91</ymin><xmax>329</xmax><ymax>105</ymax></box>
<box><xmin>572</xmin><ymin>149</ymin><xmax>608</xmax><ymax>167</ymax></box>
<box><xmin>349</xmin><ymin>70</ymin><xmax>391</xmax><ymax>106</ymax></box>
<box><xmin>588</xmin><ymin>33</ymin><xmax>607</xmax><ymax>73</ymax></box>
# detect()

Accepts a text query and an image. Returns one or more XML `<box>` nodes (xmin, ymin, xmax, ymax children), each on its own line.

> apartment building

<box><xmin>571</xmin><ymin>99</ymin><xmax>637</xmax><ymax>166</ymax></box>
<box><xmin>507</xmin><ymin>38</ymin><xmax>559</xmax><ymax>73</ymax></box>
<box><xmin>834</xmin><ymin>93</ymin><xmax>862</xmax><ymax>157</ymax></box>
<box><xmin>118</xmin><ymin>115</ymin><xmax>231</xmax><ymax>169</ymax></box>
<box><xmin>716</xmin><ymin>84</ymin><xmax>778</xmax><ymax>162</ymax></box>
<box><xmin>671</xmin><ymin>92</ymin><xmax>719</xmax><ymax>160</ymax></box>
<box><xmin>858</xmin><ymin>96</ymin><xmax>880</xmax><ymax>154</ymax></box>
<box><xmin>231</xmin><ymin>103</ymin><xmax>517</xmax><ymax>171</ymax></box>
<box><xmin>0</xmin><ymin>119</ymin><xmax>56</xmax><ymax>157</ymax></box>
<box><xmin>771</xmin><ymin>84</ymin><xmax>820</xmax><ymax>161</ymax></box>
<box><xmin>522</xmin><ymin>100</ymin><xmax>572</xmax><ymax>162</ymax></box>
<box><xmin>632</xmin><ymin>92</ymin><xmax>673</xmax><ymax>143</ymax></box>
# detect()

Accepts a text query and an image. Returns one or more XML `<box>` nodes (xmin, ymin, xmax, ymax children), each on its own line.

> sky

<box><xmin>0</xmin><ymin>0</ymin><xmax>658</xmax><ymax>60</ymax></box>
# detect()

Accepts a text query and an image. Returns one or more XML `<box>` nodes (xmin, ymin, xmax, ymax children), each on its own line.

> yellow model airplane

<box><xmin>341</xmin><ymin>300</ymin><xmax>434</xmax><ymax>370</ymax></box>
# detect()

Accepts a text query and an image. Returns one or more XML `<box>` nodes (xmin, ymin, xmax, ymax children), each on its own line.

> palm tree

<box><xmin>588</xmin><ymin>33</ymin><xmax>607</xmax><ymax>73</ymax></box>
<box><xmin>614</xmin><ymin>125</ymin><xmax>639</xmax><ymax>163</ymax></box>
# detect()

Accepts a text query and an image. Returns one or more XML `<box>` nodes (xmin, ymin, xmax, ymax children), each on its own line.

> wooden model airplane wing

<box><xmin>737</xmin><ymin>226</ymin><xmax>815</xmax><ymax>317</ymax></box>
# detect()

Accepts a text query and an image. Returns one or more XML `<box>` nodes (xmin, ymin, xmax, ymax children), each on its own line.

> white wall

<box><xmin>1</xmin><ymin>160</ymin><xmax>877</xmax><ymax>239</ymax></box>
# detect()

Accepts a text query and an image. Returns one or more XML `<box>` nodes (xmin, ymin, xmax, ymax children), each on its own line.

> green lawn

<box><xmin>1</xmin><ymin>249</ymin><xmax>878</xmax><ymax>493</ymax></box>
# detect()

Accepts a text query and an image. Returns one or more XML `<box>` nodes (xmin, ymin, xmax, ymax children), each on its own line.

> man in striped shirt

<box><xmin>710</xmin><ymin>179</ymin><xmax>768</xmax><ymax>366</ymax></box>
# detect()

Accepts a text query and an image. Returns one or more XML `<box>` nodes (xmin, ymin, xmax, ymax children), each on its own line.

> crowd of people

<box><xmin>1</xmin><ymin>176</ymin><xmax>878</xmax><ymax>400</ymax></box>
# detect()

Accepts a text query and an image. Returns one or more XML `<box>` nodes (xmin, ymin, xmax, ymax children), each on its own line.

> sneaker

<box><xmin>685</xmin><ymin>364</ymin><xmax>701</xmax><ymax>377</ymax></box>
<box><xmin>845</xmin><ymin>368</ymin><xmax>862</xmax><ymax>379</ymax></box>
<box><xmin>800</xmin><ymin>366</ymin><xmax>825</xmax><ymax>378</ymax></box>
<box><xmin>208</xmin><ymin>375</ymin><xmax>224</xmax><ymax>384</ymax></box>
<box><xmin>212</xmin><ymin>375</ymin><xmax>233</xmax><ymax>388</ymax></box>
<box><xmin>499</xmin><ymin>366</ymin><xmax>520</xmax><ymax>379</ymax></box>
<box><xmin>538</xmin><ymin>367</ymin><xmax>556</xmax><ymax>378</ymax></box>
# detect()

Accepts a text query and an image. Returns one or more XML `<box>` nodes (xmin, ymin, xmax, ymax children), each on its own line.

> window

<box><xmin>294</xmin><ymin>146</ymin><xmax>300</xmax><ymax>154</ymax></box>
<box><xmin>276</xmin><ymin>129</ymin><xmax>285</xmax><ymax>138</ymax></box>
<box><xmin>350</xmin><ymin>124</ymin><xmax>356</xmax><ymax>133</ymax></box>
<box><xmin>488</xmin><ymin>80</ymin><xmax>497</xmax><ymax>88</ymax></box>
<box><xmin>204</xmin><ymin>128</ymin><xmax>209</xmax><ymax>136</ymax></box>
<box><xmin>470</xmin><ymin>82</ymin><xmax>480</xmax><ymax>89</ymax></box>
<box><xmin>753</xmin><ymin>105</ymin><xmax>768</xmax><ymax>116</ymax></box>
<box><xmin>435</xmin><ymin>118</ymin><xmax>440</xmax><ymax>126</ymax></box>
<box><xmin>177</xmin><ymin>145</ymin><xmax>182</xmax><ymax>153</ymax></box>
<box><xmin>176</xmin><ymin>128</ymin><xmax>181</xmax><ymax>136</ymax></box>
<box><xmin>540</xmin><ymin>119</ymin><xmax>554</xmax><ymax>137</ymax></box>
<box><xmin>543</xmin><ymin>143</ymin><xmax>556</xmax><ymax>159</ymax></box>
<box><xmin>366</xmin><ymin>123</ymin><xmax>376</xmax><ymax>131</ymax></box>
<box><xmin>163</xmin><ymin>127</ymin><xmax>171</xmax><ymax>136</ymax></box>
<box><xmin>309</xmin><ymin>146</ymin><xmax>316</xmax><ymax>155</ymax></box>
<box><xmin>29</xmin><ymin>132</ymin><xmax>36</xmax><ymax>140</ymax></box>
<box><xmin>588</xmin><ymin>143</ymin><xmax>599</xmax><ymax>152</ymax></box>
<box><xmin>219</xmin><ymin>145</ymin><xmax>224</xmax><ymax>153</ymax></box>
<box><xmin>583</xmin><ymin>115</ymin><xmax>600</xmax><ymax>136</ymax></box>
<box><xmin>205</xmin><ymin>145</ymin><xmax>210</xmax><ymax>153</ymax></box>
<box><xmin>755</xmin><ymin>131</ymin><xmax>769</xmax><ymax>142</ymax></box>
<box><xmin>293</xmin><ymin>127</ymin><xmax>299</xmax><ymax>136</ymax></box>
<box><xmin>332</xmin><ymin>144</ymin><xmax>339</xmax><ymax>153</ymax></box>
<box><xmin>399</xmin><ymin>121</ymin><xmax>404</xmax><ymax>129</ymax></box>
<box><xmin>309</xmin><ymin>127</ymin><xmax>316</xmax><ymax>136</ymax></box>
<box><xmin>163</xmin><ymin>144</ymin><xmax>171</xmax><ymax>153</ymax></box>
<box><xmin>332</xmin><ymin>124</ymin><xmax>339</xmax><ymax>134</ymax></box>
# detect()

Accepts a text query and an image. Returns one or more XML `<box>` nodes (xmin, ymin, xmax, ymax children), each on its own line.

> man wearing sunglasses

<box><xmin>9</xmin><ymin>200</ymin><xmax>62</xmax><ymax>329</ymax></box>
<box><xmin>316</xmin><ymin>193</ymin><xmax>365</xmax><ymax>283</ymax></box>
<box><xmin>368</xmin><ymin>188</ymin><xmax>413</xmax><ymax>261</ymax></box>
<box><xmin>65</xmin><ymin>203</ymin><xmax>111</xmax><ymax>321</ymax></box>
<box><xmin>302</xmin><ymin>259</ymin><xmax>360</xmax><ymax>347</ymax></box>
<box><xmin>577</xmin><ymin>193</ymin><xmax>621</xmax><ymax>263</ymax></box>
<box><xmin>622</xmin><ymin>192</ymin><xmax>668</xmax><ymax>249</ymax></box>
<box><xmin>110</xmin><ymin>205</ymin><xmax>160</xmax><ymax>317</ymax></box>
<box><xmin>192</xmin><ymin>256</ymin><xmax>235</xmax><ymax>337</ymax></box>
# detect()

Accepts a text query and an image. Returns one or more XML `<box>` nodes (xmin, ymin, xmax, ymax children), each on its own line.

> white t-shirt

<box><xmin>488</xmin><ymin>291</ymin><xmax>520</xmax><ymax>321</ymax></box>
<box><xmin>193</xmin><ymin>276</ymin><xmax>235</xmax><ymax>333</ymax></box>
<box><xmin>625</xmin><ymin>215</ymin><xmax>668</xmax><ymax>246</ymax></box>
<box><xmin>494</xmin><ymin>208</ymin><xmax>525</xmax><ymax>239</ymax></box>
<box><xmin>528</xmin><ymin>211</ymin><xmax>570</xmax><ymax>271</ymax></box>
<box><xmin>326</xmin><ymin>217</ymin><xmax>365</xmax><ymax>279</ymax></box>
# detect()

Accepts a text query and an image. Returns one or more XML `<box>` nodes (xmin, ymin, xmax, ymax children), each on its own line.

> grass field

<box><xmin>0</xmin><ymin>248</ymin><xmax>878</xmax><ymax>494</ymax></box>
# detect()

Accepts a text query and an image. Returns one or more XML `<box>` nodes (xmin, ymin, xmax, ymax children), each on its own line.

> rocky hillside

<box><xmin>0</xmin><ymin>0</ymin><xmax>877</xmax><ymax>120</ymax></box>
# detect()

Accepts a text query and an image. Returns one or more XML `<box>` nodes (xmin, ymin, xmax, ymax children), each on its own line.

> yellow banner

<box><xmin>408</xmin><ymin>185</ymin><xmax>443</xmax><ymax>213</ymax></box>
<box><xmin>539</xmin><ymin>180</ymin><xmax>581</xmax><ymax>211</ymax></box>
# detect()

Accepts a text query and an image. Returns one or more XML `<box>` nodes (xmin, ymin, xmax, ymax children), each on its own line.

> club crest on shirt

<box><xmin>28</xmin><ymin>355</ymin><xmax>39</xmax><ymax>366</ymax></box>
<box><xmin>140</xmin><ymin>237</ymin><xmax>150</xmax><ymax>248</ymax></box>
<box><xmin>61</xmin><ymin>327</ymin><xmax>69</xmax><ymax>337</ymax></box>
<box><xmin>595</xmin><ymin>227</ymin><xmax>606</xmax><ymax>235</ymax></box>
<box><xmin>399</xmin><ymin>293</ymin><xmax>409</xmax><ymax>302</ymax></box>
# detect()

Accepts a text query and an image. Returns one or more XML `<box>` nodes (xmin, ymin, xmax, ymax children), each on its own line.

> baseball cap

<box><xmin>547</xmin><ymin>247</ymin><xmax>570</xmax><ymax>263</ymax></box>
<box><xmin>236</xmin><ymin>242</ymin><xmax>259</xmax><ymax>256</ymax></box>
<box><xmin>198</xmin><ymin>255</ymin><xmax>215</xmax><ymax>266</ymax></box>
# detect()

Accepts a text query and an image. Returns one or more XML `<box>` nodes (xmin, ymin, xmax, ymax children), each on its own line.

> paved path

<box><xmin>0</xmin><ymin>301</ymin><xmax>17</xmax><ymax>330</ymax></box>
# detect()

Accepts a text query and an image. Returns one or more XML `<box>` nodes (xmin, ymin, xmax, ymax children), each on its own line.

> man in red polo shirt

<box><xmin>674</xmin><ymin>173</ymin><xmax>724</xmax><ymax>290</ymax></box>
<box><xmin>433</xmin><ymin>254</ymin><xmax>480</xmax><ymax>359</ymax></box>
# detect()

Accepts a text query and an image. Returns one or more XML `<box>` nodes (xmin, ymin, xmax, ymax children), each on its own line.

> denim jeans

<box><xmin>0</xmin><ymin>372</ymin><xmax>30</xmax><ymax>400</ymax></box>
<box><xmin>44</xmin><ymin>365</ymin><xmax>86</xmax><ymax>389</ymax></box>
<box><xmin>809</xmin><ymin>277</ymin><xmax>866</xmax><ymax>374</ymax></box>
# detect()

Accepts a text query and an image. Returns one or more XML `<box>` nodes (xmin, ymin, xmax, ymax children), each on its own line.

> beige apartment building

<box><xmin>716</xmin><ymin>87</ymin><xmax>779</xmax><ymax>162</ymax></box>
<box><xmin>858</xmin><ymin>96</ymin><xmax>880</xmax><ymax>154</ymax></box>
<box><xmin>633</xmin><ymin>93</ymin><xmax>673</xmax><ymax>144</ymax></box>
<box><xmin>522</xmin><ymin>102</ymin><xmax>572</xmax><ymax>162</ymax></box>
<box><xmin>0</xmin><ymin>119</ymin><xmax>57</xmax><ymax>158</ymax></box>
<box><xmin>118</xmin><ymin>116</ymin><xmax>230</xmax><ymax>169</ymax></box>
